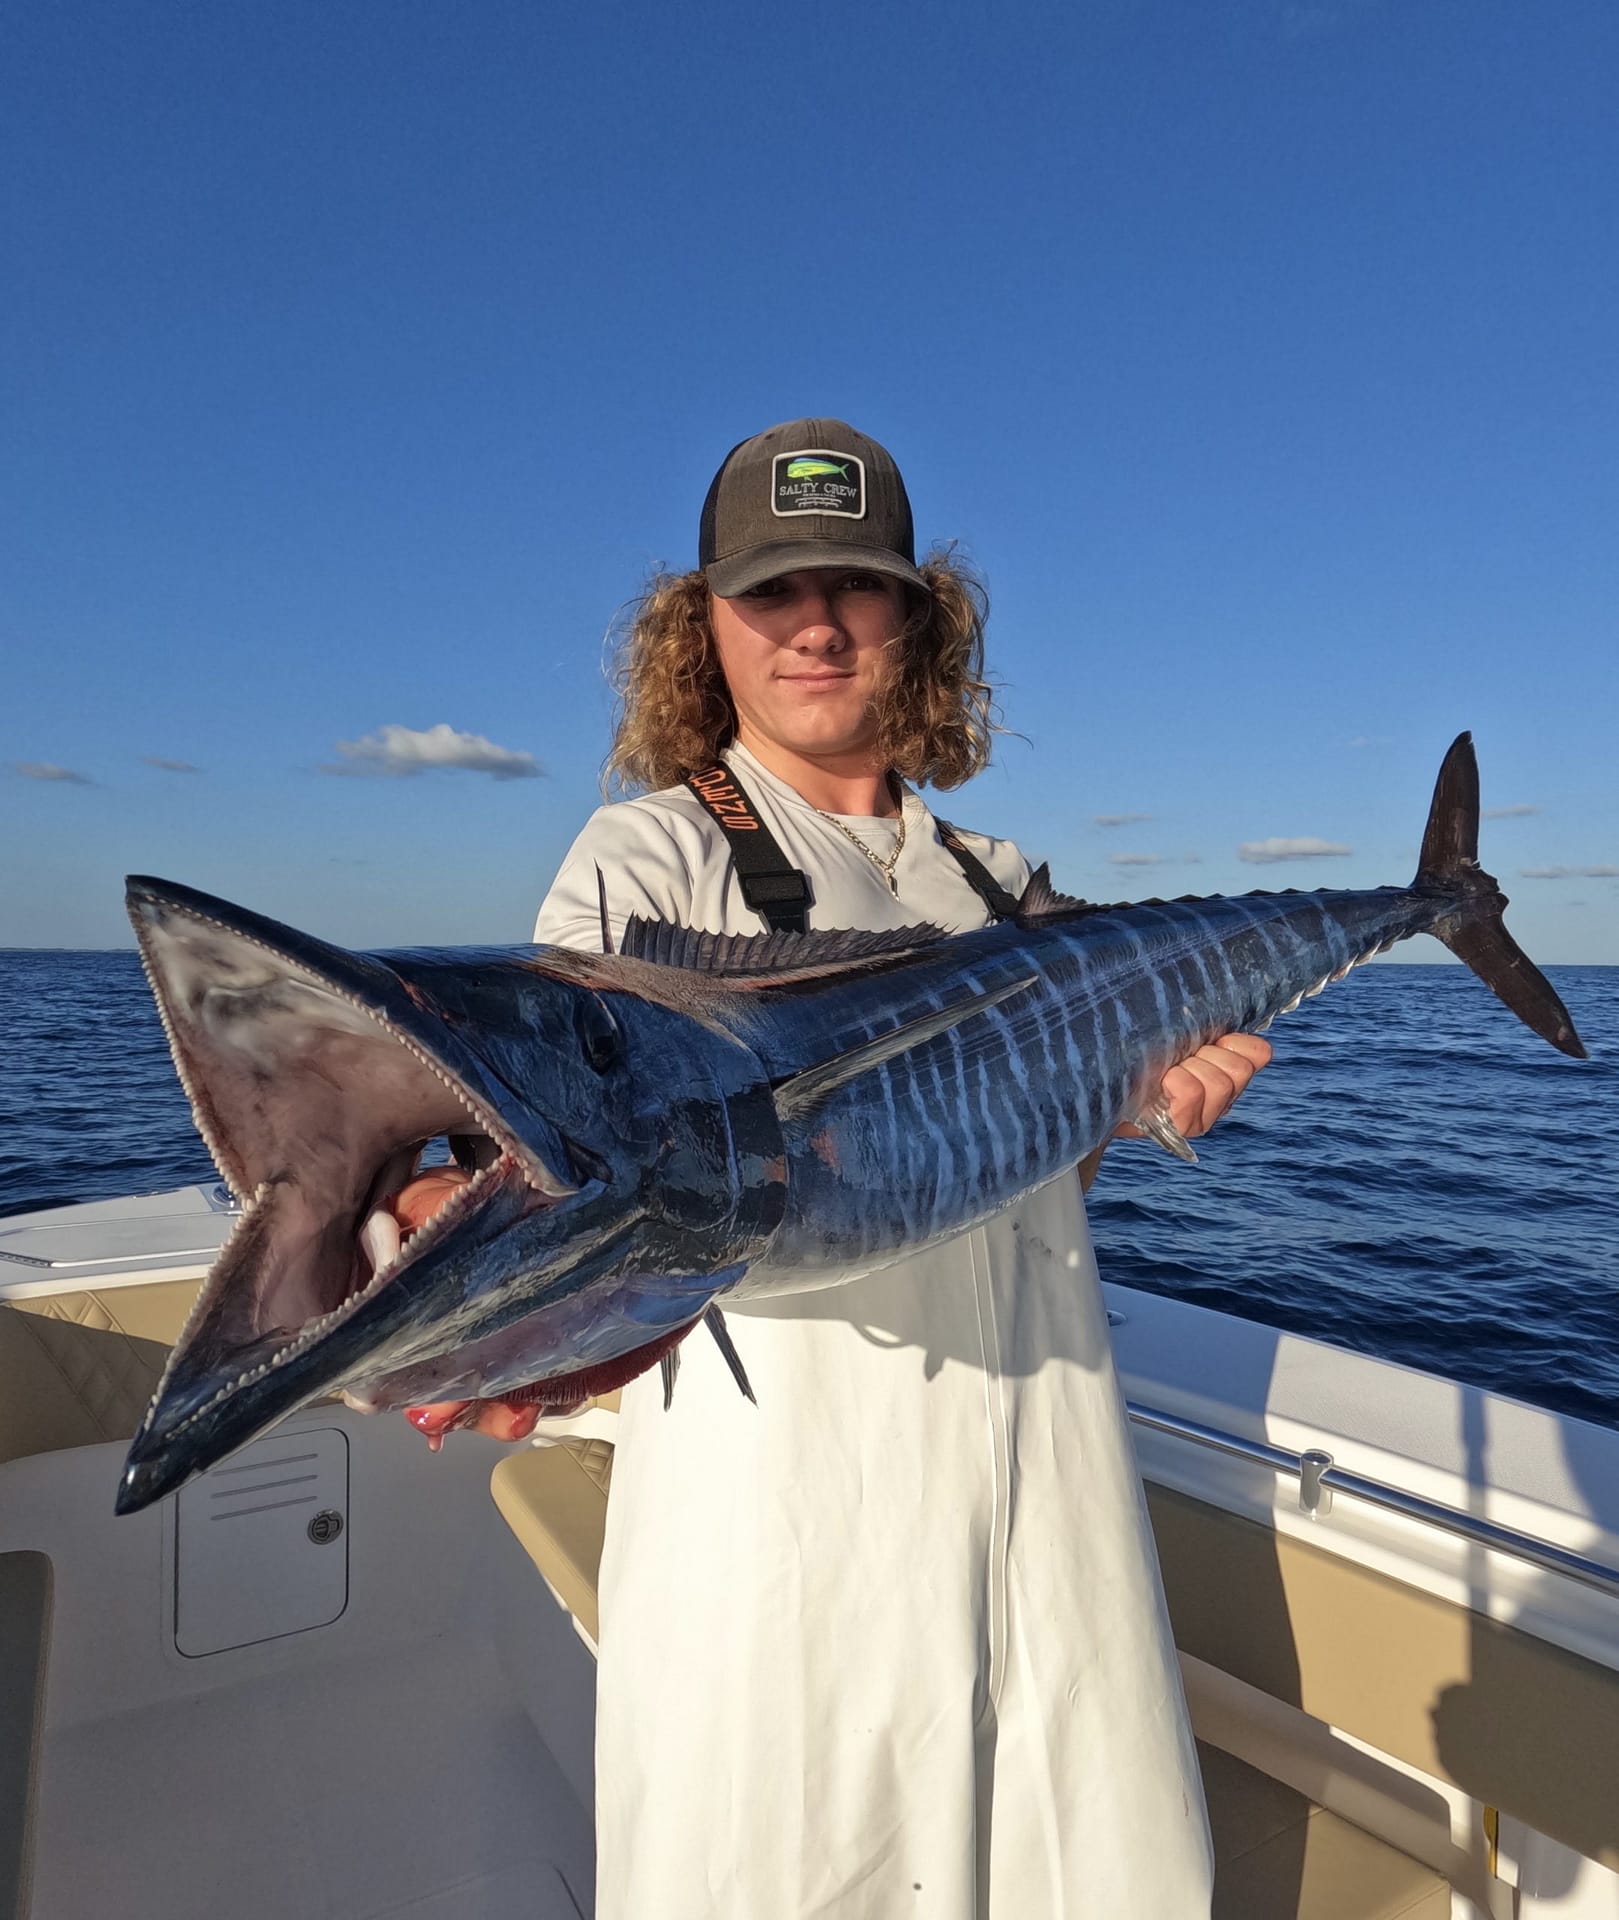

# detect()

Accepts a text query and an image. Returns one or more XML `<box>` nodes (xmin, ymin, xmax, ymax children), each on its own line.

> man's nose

<box><xmin>793</xmin><ymin>588</ymin><xmax>846</xmax><ymax>651</ymax></box>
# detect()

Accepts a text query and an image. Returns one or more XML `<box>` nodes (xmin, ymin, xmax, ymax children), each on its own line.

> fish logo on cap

<box><xmin>772</xmin><ymin>449</ymin><xmax>866</xmax><ymax>519</ymax></box>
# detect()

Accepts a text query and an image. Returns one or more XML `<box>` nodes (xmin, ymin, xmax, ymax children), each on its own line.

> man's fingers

<box><xmin>1110</xmin><ymin>1030</ymin><xmax>1273</xmax><ymax>1147</ymax></box>
<box><xmin>1160</xmin><ymin>1056</ymin><xmax>1236</xmax><ymax>1136</ymax></box>
<box><xmin>1189</xmin><ymin>1043</ymin><xmax>1254</xmax><ymax>1101</ymax></box>
<box><xmin>471</xmin><ymin>1402</ymin><xmax>542</xmax><ymax>1442</ymax></box>
<box><xmin>1211</xmin><ymin>1032</ymin><xmax>1273</xmax><ymax>1071</ymax></box>
<box><xmin>389</xmin><ymin>1167</ymin><xmax>473</xmax><ymax>1235</ymax></box>
<box><xmin>1162</xmin><ymin>1034</ymin><xmax>1274</xmax><ymax>1136</ymax></box>
<box><xmin>404</xmin><ymin>1395</ymin><xmax>563</xmax><ymax>1446</ymax></box>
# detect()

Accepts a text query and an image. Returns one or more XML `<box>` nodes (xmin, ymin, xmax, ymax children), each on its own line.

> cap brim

<box><xmin>704</xmin><ymin>541</ymin><xmax>929</xmax><ymax>599</ymax></box>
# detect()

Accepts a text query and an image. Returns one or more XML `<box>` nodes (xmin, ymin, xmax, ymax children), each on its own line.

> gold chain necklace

<box><xmin>814</xmin><ymin>798</ymin><xmax>908</xmax><ymax>895</ymax></box>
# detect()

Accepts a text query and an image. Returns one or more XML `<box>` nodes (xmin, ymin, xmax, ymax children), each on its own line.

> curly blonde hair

<box><xmin>604</xmin><ymin>549</ymin><xmax>999</xmax><ymax>796</ymax></box>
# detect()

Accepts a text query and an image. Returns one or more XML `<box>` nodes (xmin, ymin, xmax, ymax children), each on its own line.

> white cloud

<box><xmin>1109</xmin><ymin>852</ymin><xmax>1166</xmax><ymax>866</ymax></box>
<box><xmin>143</xmin><ymin>755</ymin><xmax>202</xmax><ymax>774</ymax></box>
<box><xmin>1094</xmin><ymin>812</ymin><xmax>1153</xmax><ymax>828</ymax></box>
<box><xmin>323</xmin><ymin>723</ymin><xmax>542</xmax><ymax>781</ymax></box>
<box><xmin>14</xmin><ymin>761</ymin><xmax>93</xmax><ymax>785</ymax></box>
<box><xmin>1519</xmin><ymin>864</ymin><xmax>1619</xmax><ymax>880</ymax></box>
<box><xmin>1239</xmin><ymin>836</ymin><xmax>1353</xmax><ymax>864</ymax></box>
<box><xmin>1482</xmin><ymin>804</ymin><xmax>1539</xmax><ymax>820</ymax></box>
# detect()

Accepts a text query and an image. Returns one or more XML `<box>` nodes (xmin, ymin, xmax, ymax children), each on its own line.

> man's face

<box><xmin>708</xmin><ymin>566</ymin><xmax>909</xmax><ymax>769</ymax></box>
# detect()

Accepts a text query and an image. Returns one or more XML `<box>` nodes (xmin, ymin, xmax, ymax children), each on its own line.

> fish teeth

<box><xmin>133</xmin><ymin>896</ymin><xmax>540</xmax><ymax>1186</ymax></box>
<box><xmin>131</xmin><ymin>935</ymin><xmax>249</xmax><ymax>1200</ymax></box>
<box><xmin>345</xmin><ymin>1146</ymin><xmax>517</xmax><ymax>1315</ymax></box>
<box><xmin>360</xmin><ymin>1207</ymin><xmax>402</xmax><ymax>1277</ymax></box>
<box><xmin>140</xmin><ymin>1141</ymin><xmax>536</xmax><ymax>1451</ymax></box>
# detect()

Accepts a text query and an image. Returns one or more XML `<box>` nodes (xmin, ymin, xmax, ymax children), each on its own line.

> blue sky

<box><xmin>4</xmin><ymin>0</ymin><xmax>1615</xmax><ymax>959</ymax></box>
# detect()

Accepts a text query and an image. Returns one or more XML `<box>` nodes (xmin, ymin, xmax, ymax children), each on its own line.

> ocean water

<box><xmin>2</xmin><ymin>950</ymin><xmax>1615</xmax><ymax>1430</ymax></box>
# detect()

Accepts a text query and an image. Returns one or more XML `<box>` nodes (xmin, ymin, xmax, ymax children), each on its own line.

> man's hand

<box><xmin>1079</xmin><ymin>1032</ymin><xmax>1273</xmax><ymax>1190</ymax></box>
<box><xmin>1135</xmin><ymin>1032</ymin><xmax>1273</xmax><ymax>1140</ymax></box>
<box><xmin>383</xmin><ymin>1167</ymin><xmax>587</xmax><ymax>1445</ymax></box>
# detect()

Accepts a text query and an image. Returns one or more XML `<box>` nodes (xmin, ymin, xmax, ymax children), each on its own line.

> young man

<box><xmin>533</xmin><ymin>420</ymin><xmax>1269</xmax><ymax>1916</ymax></box>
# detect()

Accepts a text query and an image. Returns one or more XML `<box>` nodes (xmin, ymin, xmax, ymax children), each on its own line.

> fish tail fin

<box><xmin>1416</xmin><ymin>733</ymin><xmax>1586</xmax><ymax>1058</ymax></box>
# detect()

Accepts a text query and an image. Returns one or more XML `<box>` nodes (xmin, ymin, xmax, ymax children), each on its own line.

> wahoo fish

<box><xmin>116</xmin><ymin>734</ymin><xmax>1585</xmax><ymax>1512</ymax></box>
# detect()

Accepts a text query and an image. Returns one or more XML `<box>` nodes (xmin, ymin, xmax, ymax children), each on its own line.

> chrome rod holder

<box><xmin>1299</xmin><ymin>1448</ymin><xmax>1334</xmax><ymax>1518</ymax></box>
<box><xmin>1126</xmin><ymin>1399</ymin><xmax>1619</xmax><ymax>1603</ymax></box>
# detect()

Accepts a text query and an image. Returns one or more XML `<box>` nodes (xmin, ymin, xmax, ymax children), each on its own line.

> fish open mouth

<box><xmin>119</xmin><ymin>874</ymin><xmax>768</xmax><ymax>1509</ymax></box>
<box><xmin>127</xmin><ymin>884</ymin><xmax>578</xmax><ymax>1429</ymax></box>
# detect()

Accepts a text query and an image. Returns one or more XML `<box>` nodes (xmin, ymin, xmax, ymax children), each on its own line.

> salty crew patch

<box><xmin>772</xmin><ymin>450</ymin><xmax>866</xmax><ymax>520</ymax></box>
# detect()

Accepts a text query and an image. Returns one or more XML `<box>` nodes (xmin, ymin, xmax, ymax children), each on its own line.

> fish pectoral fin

<box><xmin>704</xmin><ymin>1306</ymin><xmax>756</xmax><ymax>1405</ymax></box>
<box><xmin>1135</xmin><ymin>1098</ymin><xmax>1199</xmax><ymax>1164</ymax></box>
<box><xmin>657</xmin><ymin>1309</ymin><xmax>754</xmax><ymax>1407</ymax></box>
<box><xmin>773</xmin><ymin>975</ymin><xmax>1038</xmax><ymax>1123</ymax></box>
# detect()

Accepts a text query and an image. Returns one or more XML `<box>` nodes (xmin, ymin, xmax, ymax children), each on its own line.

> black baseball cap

<box><xmin>698</xmin><ymin>417</ymin><xmax>928</xmax><ymax>598</ymax></box>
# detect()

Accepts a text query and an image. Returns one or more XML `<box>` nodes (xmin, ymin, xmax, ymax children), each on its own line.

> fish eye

<box><xmin>573</xmin><ymin>995</ymin><xmax>624</xmax><ymax>1075</ymax></box>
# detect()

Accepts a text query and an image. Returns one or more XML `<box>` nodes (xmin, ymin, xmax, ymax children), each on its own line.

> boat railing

<box><xmin>1126</xmin><ymin>1399</ymin><xmax>1619</xmax><ymax>1604</ymax></box>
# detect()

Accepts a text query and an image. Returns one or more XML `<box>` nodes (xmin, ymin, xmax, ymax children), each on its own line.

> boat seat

<box><xmin>1200</xmin><ymin>1744</ymin><xmax>1445</xmax><ymax>1919</ymax></box>
<box><xmin>0</xmin><ymin>1281</ymin><xmax>201</xmax><ymax>1466</ymax></box>
<box><xmin>1</xmin><ymin>1551</ymin><xmax>49</xmax><ymax>1920</ymax></box>
<box><xmin>490</xmin><ymin>1432</ymin><xmax>615</xmax><ymax>1645</ymax></box>
<box><xmin>1150</xmin><ymin>1481</ymin><xmax>1619</xmax><ymax>1872</ymax></box>
<box><xmin>488</xmin><ymin>1443</ymin><xmax>1449</xmax><ymax>1918</ymax></box>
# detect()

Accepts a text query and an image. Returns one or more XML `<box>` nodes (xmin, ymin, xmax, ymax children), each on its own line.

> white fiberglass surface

<box><xmin>1105</xmin><ymin>1280</ymin><xmax>1619</xmax><ymax>1670</ymax></box>
<box><xmin>36</xmin><ymin>1636</ymin><xmax>589</xmax><ymax>1920</ymax></box>
<box><xmin>0</xmin><ymin>1184</ymin><xmax>234</xmax><ymax>1300</ymax></box>
<box><xmin>0</xmin><ymin>1408</ymin><xmax>596</xmax><ymax>1920</ymax></box>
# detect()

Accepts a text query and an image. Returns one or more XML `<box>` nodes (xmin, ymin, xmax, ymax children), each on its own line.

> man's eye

<box><xmin>742</xmin><ymin>577</ymin><xmax>788</xmax><ymax>599</ymax></box>
<box><xmin>842</xmin><ymin>573</ymin><xmax>887</xmax><ymax>593</ymax></box>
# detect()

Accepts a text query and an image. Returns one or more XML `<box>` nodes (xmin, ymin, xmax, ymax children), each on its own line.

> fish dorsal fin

<box><xmin>619</xmin><ymin>914</ymin><xmax>945</xmax><ymax>977</ymax></box>
<box><xmin>1015</xmin><ymin>864</ymin><xmax>1115</xmax><ymax>924</ymax></box>
<box><xmin>774</xmin><ymin>974</ymin><xmax>1038</xmax><ymax>1123</ymax></box>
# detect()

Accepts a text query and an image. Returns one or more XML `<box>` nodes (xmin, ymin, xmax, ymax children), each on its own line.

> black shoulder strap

<box><xmin>685</xmin><ymin>766</ymin><xmax>812</xmax><ymax>934</ymax></box>
<box><xmin>935</xmin><ymin>821</ymin><xmax>1023</xmax><ymax>923</ymax></box>
<box><xmin>685</xmin><ymin>765</ymin><xmax>1024</xmax><ymax>932</ymax></box>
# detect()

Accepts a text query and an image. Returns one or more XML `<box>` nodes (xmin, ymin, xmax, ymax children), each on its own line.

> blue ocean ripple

<box><xmin>1083</xmin><ymin>964</ymin><xmax>1616</xmax><ymax>1428</ymax></box>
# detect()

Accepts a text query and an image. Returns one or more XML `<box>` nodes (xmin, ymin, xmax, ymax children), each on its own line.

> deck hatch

<box><xmin>174</xmin><ymin>1427</ymin><xmax>349</xmax><ymax>1656</ymax></box>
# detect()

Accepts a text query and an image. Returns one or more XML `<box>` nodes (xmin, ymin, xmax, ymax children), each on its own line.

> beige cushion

<box><xmin>490</xmin><ymin>1440</ymin><xmax>614</xmax><ymax>1645</ymax></box>
<box><xmin>1202</xmin><ymin>1744</ymin><xmax>1446</xmax><ymax>1920</ymax></box>
<box><xmin>1150</xmin><ymin>1483</ymin><xmax>1619</xmax><ymax>1871</ymax></box>
<box><xmin>0</xmin><ymin>1281</ymin><xmax>201</xmax><ymax>1465</ymax></box>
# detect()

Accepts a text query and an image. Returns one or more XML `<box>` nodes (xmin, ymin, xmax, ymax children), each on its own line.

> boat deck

<box><xmin>1</xmin><ymin>1416</ymin><xmax>596</xmax><ymax>1920</ymax></box>
<box><xmin>7</xmin><ymin>1198</ymin><xmax>1619</xmax><ymax>1915</ymax></box>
